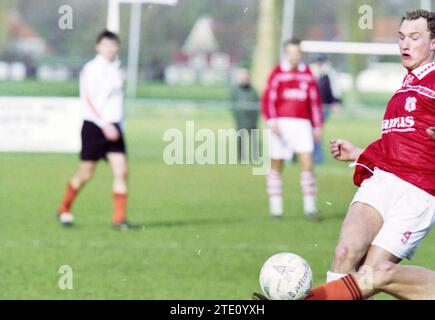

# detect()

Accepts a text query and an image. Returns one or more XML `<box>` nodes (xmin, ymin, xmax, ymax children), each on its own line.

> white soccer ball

<box><xmin>259</xmin><ymin>252</ymin><xmax>313</xmax><ymax>300</ymax></box>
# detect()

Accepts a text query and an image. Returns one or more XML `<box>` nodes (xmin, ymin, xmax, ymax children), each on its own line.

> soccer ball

<box><xmin>259</xmin><ymin>252</ymin><xmax>313</xmax><ymax>300</ymax></box>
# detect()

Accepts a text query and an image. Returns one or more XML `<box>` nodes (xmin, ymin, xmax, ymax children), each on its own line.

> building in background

<box><xmin>6</xmin><ymin>12</ymin><xmax>50</xmax><ymax>58</ymax></box>
<box><xmin>0</xmin><ymin>11</ymin><xmax>51</xmax><ymax>80</ymax></box>
<box><xmin>0</xmin><ymin>11</ymin><xmax>75</xmax><ymax>81</ymax></box>
<box><xmin>165</xmin><ymin>15</ymin><xmax>232</xmax><ymax>86</ymax></box>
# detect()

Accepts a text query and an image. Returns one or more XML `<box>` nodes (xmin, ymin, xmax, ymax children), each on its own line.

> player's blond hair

<box><xmin>401</xmin><ymin>9</ymin><xmax>435</xmax><ymax>39</ymax></box>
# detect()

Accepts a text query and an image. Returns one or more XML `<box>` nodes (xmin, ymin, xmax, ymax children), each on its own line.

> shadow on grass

<box><xmin>142</xmin><ymin>217</ymin><xmax>248</xmax><ymax>229</ymax></box>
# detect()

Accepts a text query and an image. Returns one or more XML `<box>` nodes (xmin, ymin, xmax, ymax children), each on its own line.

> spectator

<box><xmin>230</xmin><ymin>67</ymin><xmax>259</xmax><ymax>163</ymax></box>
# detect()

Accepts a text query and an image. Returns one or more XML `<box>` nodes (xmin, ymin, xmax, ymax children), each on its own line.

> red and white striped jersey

<box><xmin>355</xmin><ymin>62</ymin><xmax>435</xmax><ymax>196</ymax></box>
<box><xmin>261</xmin><ymin>62</ymin><xmax>323</xmax><ymax>129</ymax></box>
<box><xmin>80</xmin><ymin>54</ymin><xmax>124</xmax><ymax>128</ymax></box>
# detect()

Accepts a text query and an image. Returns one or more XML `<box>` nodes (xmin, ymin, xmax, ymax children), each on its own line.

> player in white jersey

<box><xmin>57</xmin><ymin>31</ymin><xmax>138</xmax><ymax>230</ymax></box>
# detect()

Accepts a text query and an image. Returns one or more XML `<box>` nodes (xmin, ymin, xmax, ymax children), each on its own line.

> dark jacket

<box><xmin>230</xmin><ymin>84</ymin><xmax>259</xmax><ymax>130</ymax></box>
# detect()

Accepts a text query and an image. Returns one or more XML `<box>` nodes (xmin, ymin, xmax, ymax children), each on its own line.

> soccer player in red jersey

<box><xmin>261</xmin><ymin>38</ymin><xmax>323</xmax><ymax>220</ymax></box>
<box><xmin>303</xmin><ymin>122</ymin><xmax>435</xmax><ymax>300</ymax></box>
<box><xmin>57</xmin><ymin>31</ymin><xmax>138</xmax><ymax>230</ymax></box>
<box><xmin>252</xmin><ymin>105</ymin><xmax>435</xmax><ymax>301</ymax></box>
<box><xmin>252</xmin><ymin>10</ymin><xmax>434</xmax><ymax>300</ymax></box>
<box><xmin>319</xmin><ymin>9</ymin><xmax>435</xmax><ymax>295</ymax></box>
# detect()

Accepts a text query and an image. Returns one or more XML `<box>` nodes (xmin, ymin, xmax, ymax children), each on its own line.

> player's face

<box><xmin>96</xmin><ymin>38</ymin><xmax>120</xmax><ymax>62</ymax></box>
<box><xmin>398</xmin><ymin>17</ymin><xmax>435</xmax><ymax>70</ymax></box>
<box><xmin>237</xmin><ymin>69</ymin><xmax>250</xmax><ymax>85</ymax></box>
<box><xmin>283</xmin><ymin>44</ymin><xmax>303</xmax><ymax>69</ymax></box>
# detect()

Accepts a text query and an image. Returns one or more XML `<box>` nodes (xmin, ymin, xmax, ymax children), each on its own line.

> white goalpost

<box><xmin>282</xmin><ymin>0</ymin><xmax>432</xmax><ymax>57</ymax></box>
<box><xmin>107</xmin><ymin>0</ymin><xmax>178</xmax><ymax>33</ymax></box>
<box><xmin>278</xmin><ymin>0</ymin><xmax>434</xmax><ymax>97</ymax></box>
<box><xmin>300</xmin><ymin>40</ymin><xmax>399</xmax><ymax>56</ymax></box>
<box><xmin>107</xmin><ymin>0</ymin><xmax>179</xmax><ymax>98</ymax></box>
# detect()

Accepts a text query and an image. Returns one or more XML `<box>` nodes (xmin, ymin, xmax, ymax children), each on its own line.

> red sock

<box><xmin>305</xmin><ymin>275</ymin><xmax>362</xmax><ymax>300</ymax></box>
<box><xmin>58</xmin><ymin>184</ymin><xmax>79</xmax><ymax>213</ymax></box>
<box><xmin>113</xmin><ymin>193</ymin><xmax>127</xmax><ymax>224</ymax></box>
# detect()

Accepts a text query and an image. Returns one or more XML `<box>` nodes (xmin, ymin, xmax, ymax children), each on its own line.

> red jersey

<box><xmin>354</xmin><ymin>62</ymin><xmax>435</xmax><ymax>196</ymax></box>
<box><xmin>261</xmin><ymin>62</ymin><xmax>323</xmax><ymax>128</ymax></box>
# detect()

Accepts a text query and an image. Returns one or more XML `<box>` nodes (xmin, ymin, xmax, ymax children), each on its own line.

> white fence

<box><xmin>0</xmin><ymin>97</ymin><xmax>82</xmax><ymax>152</ymax></box>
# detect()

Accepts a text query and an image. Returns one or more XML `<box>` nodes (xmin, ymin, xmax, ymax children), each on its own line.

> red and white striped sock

<box><xmin>300</xmin><ymin>171</ymin><xmax>317</xmax><ymax>213</ymax></box>
<box><xmin>267</xmin><ymin>169</ymin><xmax>283</xmax><ymax>216</ymax></box>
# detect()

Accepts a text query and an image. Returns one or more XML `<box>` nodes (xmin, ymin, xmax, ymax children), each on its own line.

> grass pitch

<box><xmin>0</xmin><ymin>105</ymin><xmax>433</xmax><ymax>299</ymax></box>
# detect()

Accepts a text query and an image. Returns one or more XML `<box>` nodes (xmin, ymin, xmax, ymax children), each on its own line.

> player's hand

<box><xmin>313</xmin><ymin>127</ymin><xmax>322</xmax><ymax>144</ymax></box>
<box><xmin>268</xmin><ymin>120</ymin><xmax>281</xmax><ymax>137</ymax></box>
<box><xmin>329</xmin><ymin>139</ymin><xmax>359</xmax><ymax>162</ymax></box>
<box><xmin>332</xmin><ymin>102</ymin><xmax>342</xmax><ymax>113</ymax></box>
<box><xmin>426</xmin><ymin>127</ymin><xmax>435</xmax><ymax>140</ymax></box>
<box><xmin>102</xmin><ymin>124</ymin><xmax>120</xmax><ymax>142</ymax></box>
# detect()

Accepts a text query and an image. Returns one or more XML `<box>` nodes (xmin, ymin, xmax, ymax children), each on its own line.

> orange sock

<box><xmin>113</xmin><ymin>193</ymin><xmax>127</xmax><ymax>224</ymax></box>
<box><xmin>58</xmin><ymin>184</ymin><xmax>79</xmax><ymax>213</ymax></box>
<box><xmin>305</xmin><ymin>275</ymin><xmax>362</xmax><ymax>300</ymax></box>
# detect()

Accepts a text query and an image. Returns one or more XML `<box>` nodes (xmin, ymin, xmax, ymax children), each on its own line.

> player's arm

<box><xmin>81</xmin><ymin>66</ymin><xmax>119</xmax><ymax>141</ymax></box>
<box><xmin>329</xmin><ymin>139</ymin><xmax>364</xmax><ymax>162</ymax></box>
<box><xmin>100</xmin><ymin>124</ymin><xmax>120</xmax><ymax>141</ymax></box>
<box><xmin>261</xmin><ymin>68</ymin><xmax>281</xmax><ymax>137</ymax></box>
<box><xmin>426</xmin><ymin>126</ymin><xmax>435</xmax><ymax>139</ymax></box>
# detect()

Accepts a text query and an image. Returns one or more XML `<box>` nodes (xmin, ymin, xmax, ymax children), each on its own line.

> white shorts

<box><xmin>350</xmin><ymin>168</ymin><xmax>435</xmax><ymax>260</ymax></box>
<box><xmin>268</xmin><ymin>118</ymin><xmax>314</xmax><ymax>160</ymax></box>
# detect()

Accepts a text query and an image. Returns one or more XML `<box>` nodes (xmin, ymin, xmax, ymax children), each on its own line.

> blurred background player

<box><xmin>324</xmin><ymin>9</ymin><xmax>435</xmax><ymax>285</ymax></box>
<box><xmin>57</xmin><ymin>30</ymin><xmax>138</xmax><ymax>230</ymax></box>
<box><xmin>230</xmin><ymin>67</ymin><xmax>259</xmax><ymax>163</ymax></box>
<box><xmin>261</xmin><ymin>38</ymin><xmax>323</xmax><ymax>220</ymax></box>
<box><xmin>310</xmin><ymin>54</ymin><xmax>343</xmax><ymax>164</ymax></box>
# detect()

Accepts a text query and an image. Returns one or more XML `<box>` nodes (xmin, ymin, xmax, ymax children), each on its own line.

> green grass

<box><xmin>135</xmin><ymin>82</ymin><xmax>230</xmax><ymax>101</ymax></box>
<box><xmin>0</xmin><ymin>80</ymin><xmax>393</xmax><ymax>107</ymax></box>
<box><xmin>0</xmin><ymin>80</ymin><xmax>80</xmax><ymax>97</ymax></box>
<box><xmin>0</xmin><ymin>106</ymin><xmax>433</xmax><ymax>299</ymax></box>
<box><xmin>0</xmin><ymin>80</ymin><xmax>230</xmax><ymax>100</ymax></box>
<box><xmin>343</xmin><ymin>91</ymin><xmax>393</xmax><ymax>108</ymax></box>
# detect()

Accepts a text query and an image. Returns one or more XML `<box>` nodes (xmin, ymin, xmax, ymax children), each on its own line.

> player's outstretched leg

<box><xmin>307</xmin><ymin>262</ymin><xmax>386</xmax><ymax>300</ymax></box>
<box><xmin>369</xmin><ymin>262</ymin><xmax>435</xmax><ymax>300</ymax></box>
<box><xmin>57</xmin><ymin>161</ymin><xmax>96</xmax><ymax>227</ymax></box>
<box><xmin>307</xmin><ymin>262</ymin><xmax>435</xmax><ymax>300</ymax></box>
<box><xmin>327</xmin><ymin>202</ymin><xmax>383</xmax><ymax>281</ymax></box>
<box><xmin>306</xmin><ymin>274</ymin><xmax>362</xmax><ymax>300</ymax></box>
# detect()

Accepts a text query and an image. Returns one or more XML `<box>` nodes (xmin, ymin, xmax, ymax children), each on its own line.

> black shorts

<box><xmin>80</xmin><ymin>121</ymin><xmax>126</xmax><ymax>161</ymax></box>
